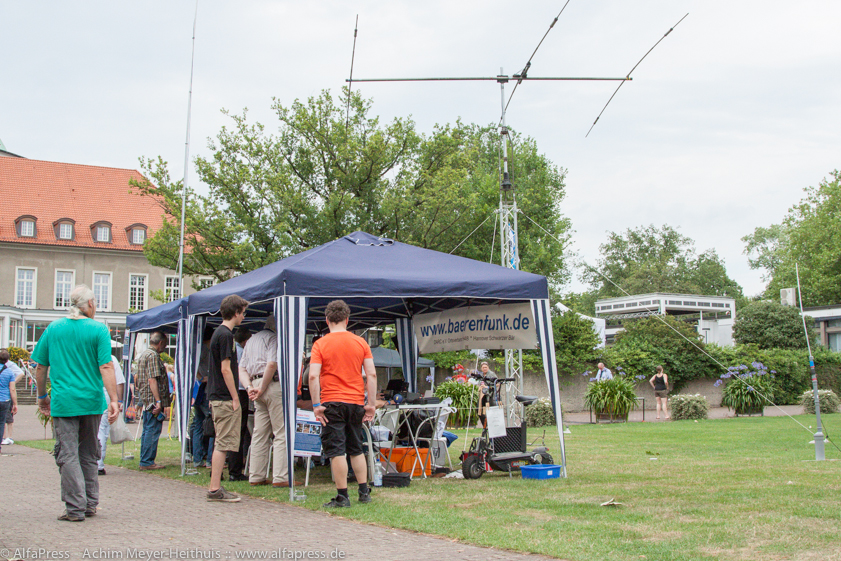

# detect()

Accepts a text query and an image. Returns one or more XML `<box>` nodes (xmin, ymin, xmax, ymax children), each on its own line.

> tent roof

<box><xmin>126</xmin><ymin>297</ymin><xmax>185</xmax><ymax>333</ymax></box>
<box><xmin>187</xmin><ymin>231</ymin><xmax>549</xmax><ymax>325</ymax></box>
<box><xmin>371</xmin><ymin>346</ymin><xmax>435</xmax><ymax>369</ymax></box>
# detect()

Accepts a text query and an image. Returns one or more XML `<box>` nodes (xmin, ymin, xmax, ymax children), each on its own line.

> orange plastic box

<box><xmin>379</xmin><ymin>447</ymin><xmax>431</xmax><ymax>477</ymax></box>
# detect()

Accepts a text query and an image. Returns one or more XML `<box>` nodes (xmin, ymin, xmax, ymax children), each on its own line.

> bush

<box><xmin>718</xmin><ymin>363</ymin><xmax>775</xmax><ymax>415</ymax></box>
<box><xmin>8</xmin><ymin>346</ymin><xmax>30</xmax><ymax>363</ymax></box>
<box><xmin>733</xmin><ymin>301</ymin><xmax>816</xmax><ymax>350</ymax></box>
<box><xmin>606</xmin><ymin>315</ymin><xmax>720</xmax><ymax>392</ymax></box>
<box><xmin>434</xmin><ymin>380</ymin><xmax>480</xmax><ymax>427</ymax></box>
<box><xmin>159</xmin><ymin>352</ymin><xmax>174</xmax><ymax>365</ymax></box>
<box><xmin>799</xmin><ymin>389</ymin><xmax>840</xmax><ymax>414</ymax></box>
<box><xmin>525</xmin><ymin>397</ymin><xmax>555</xmax><ymax>427</ymax></box>
<box><xmin>584</xmin><ymin>376</ymin><xmax>638</xmax><ymax>421</ymax></box>
<box><xmin>669</xmin><ymin>394</ymin><xmax>709</xmax><ymax>420</ymax></box>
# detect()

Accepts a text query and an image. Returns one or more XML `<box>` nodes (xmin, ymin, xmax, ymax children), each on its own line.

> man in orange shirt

<box><xmin>309</xmin><ymin>300</ymin><xmax>377</xmax><ymax>508</ymax></box>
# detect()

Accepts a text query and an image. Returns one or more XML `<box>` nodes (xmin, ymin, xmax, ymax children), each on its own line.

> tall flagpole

<box><xmin>178</xmin><ymin>0</ymin><xmax>199</xmax><ymax>300</ymax></box>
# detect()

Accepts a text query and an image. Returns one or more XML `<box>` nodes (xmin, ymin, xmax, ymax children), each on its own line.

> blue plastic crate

<box><xmin>520</xmin><ymin>464</ymin><xmax>561</xmax><ymax>480</ymax></box>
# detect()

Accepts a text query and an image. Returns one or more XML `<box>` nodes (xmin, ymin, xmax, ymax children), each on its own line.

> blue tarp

<box><xmin>125</xmin><ymin>297</ymin><xmax>185</xmax><ymax>333</ymax></box>
<box><xmin>186</xmin><ymin>231</ymin><xmax>548</xmax><ymax>326</ymax></box>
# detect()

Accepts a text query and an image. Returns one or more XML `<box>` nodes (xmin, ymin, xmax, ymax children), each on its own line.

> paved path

<box><xmin>2</xmin><ymin>407</ymin><xmax>558</xmax><ymax>561</ymax></box>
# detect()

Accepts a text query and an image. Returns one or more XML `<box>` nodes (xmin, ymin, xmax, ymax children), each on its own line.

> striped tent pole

<box><xmin>531</xmin><ymin>298</ymin><xmax>567</xmax><ymax>477</ymax></box>
<box><xmin>277</xmin><ymin>295</ymin><xmax>308</xmax><ymax>501</ymax></box>
<box><xmin>395</xmin><ymin>318</ymin><xmax>418</xmax><ymax>393</ymax></box>
<box><xmin>176</xmin><ymin>315</ymin><xmax>190</xmax><ymax>476</ymax></box>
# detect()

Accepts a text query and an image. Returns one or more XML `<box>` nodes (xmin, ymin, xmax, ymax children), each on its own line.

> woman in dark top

<box><xmin>649</xmin><ymin>365</ymin><xmax>670</xmax><ymax>420</ymax></box>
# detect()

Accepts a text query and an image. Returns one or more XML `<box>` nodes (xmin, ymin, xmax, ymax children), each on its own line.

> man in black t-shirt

<box><xmin>206</xmin><ymin>294</ymin><xmax>248</xmax><ymax>503</ymax></box>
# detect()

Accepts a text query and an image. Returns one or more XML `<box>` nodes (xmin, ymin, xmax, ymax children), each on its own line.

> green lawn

<box><xmin>21</xmin><ymin>415</ymin><xmax>841</xmax><ymax>561</ymax></box>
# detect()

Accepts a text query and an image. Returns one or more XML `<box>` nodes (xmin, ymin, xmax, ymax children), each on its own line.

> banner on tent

<box><xmin>414</xmin><ymin>303</ymin><xmax>537</xmax><ymax>353</ymax></box>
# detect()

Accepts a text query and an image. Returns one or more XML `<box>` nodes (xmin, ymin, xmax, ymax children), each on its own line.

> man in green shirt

<box><xmin>34</xmin><ymin>285</ymin><xmax>118</xmax><ymax>522</ymax></box>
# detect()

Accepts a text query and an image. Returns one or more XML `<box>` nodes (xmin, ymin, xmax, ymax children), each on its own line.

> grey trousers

<box><xmin>53</xmin><ymin>414</ymin><xmax>101</xmax><ymax>517</ymax></box>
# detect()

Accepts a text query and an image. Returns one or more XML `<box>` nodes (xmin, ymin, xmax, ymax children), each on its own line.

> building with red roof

<box><xmin>0</xmin><ymin>152</ymin><xmax>211</xmax><ymax>351</ymax></box>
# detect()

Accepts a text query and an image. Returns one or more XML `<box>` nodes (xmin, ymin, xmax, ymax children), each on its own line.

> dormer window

<box><xmin>15</xmin><ymin>216</ymin><xmax>37</xmax><ymax>238</ymax></box>
<box><xmin>126</xmin><ymin>224</ymin><xmax>148</xmax><ymax>245</ymax></box>
<box><xmin>91</xmin><ymin>221</ymin><xmax>112</xmax><ymax>243</ymax></box>
<box><xmin>54</xmin><ymin>218</ymin><xmax>76</xmax><ymax>241</ymax></box>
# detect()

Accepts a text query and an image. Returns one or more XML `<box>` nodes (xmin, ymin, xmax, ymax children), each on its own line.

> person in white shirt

<box><xmin>97</xmin><ymin>355</ymin><xmax>125</xmax><ymax>475</ymax></box>
<box><xmin>595</xmin><ymin>363</ymin><xmax>613</xmax><ymax>381</ymax></box>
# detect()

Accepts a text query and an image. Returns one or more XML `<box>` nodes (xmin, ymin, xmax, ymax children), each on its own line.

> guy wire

<box><xmin>519</xmin><ymin>209</ymin><xmax>834</xmax><ymax>448</ymax></box>
<box><xmin>586</xmin><ymin>13</ymin><xmax>688</xmax><ymax>137</ymax></box>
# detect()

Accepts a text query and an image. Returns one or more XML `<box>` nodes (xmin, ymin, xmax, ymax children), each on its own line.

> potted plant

<box><xmin>717</xmin><ymin>363</ymin><xmax>774</xmax><ymax>416</ymax></box>
<box><xmin>584</xmin><ymin>375</ymin><xmax>638</xmax><ymax>423</ymax></box>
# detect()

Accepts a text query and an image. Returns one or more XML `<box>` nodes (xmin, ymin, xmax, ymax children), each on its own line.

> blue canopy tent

<box><xmin>131</xmin><ymin>231</ymin><xmax>567</xmax><ymax>491</ymax></box>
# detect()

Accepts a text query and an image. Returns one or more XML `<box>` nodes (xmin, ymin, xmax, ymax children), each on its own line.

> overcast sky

<box><xmin>2</xmin><ymin>1</ymin><xmax>839</xmax><ymax>298</ymax></box>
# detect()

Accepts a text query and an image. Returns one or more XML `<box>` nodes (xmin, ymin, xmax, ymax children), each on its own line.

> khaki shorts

<box><xmin>654</xmin><ymin>390</ymin><xmax>669</xmax><ymax>399</ymax></box>
<box><xmin>210</xmin><ymin>400</ymin><xmax>241</xmax><ymax>452</ymax></box>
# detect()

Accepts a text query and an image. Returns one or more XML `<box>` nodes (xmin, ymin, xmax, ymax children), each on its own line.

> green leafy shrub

<box><xmin>669</xmin><ymin>394</ymin><xmax>709</xmax><ymax>420</ymax></box>
<box><xmin>525</xmin><ymin>397</ymin><xmax>555</xmax><ymax>427</ymax></box>
<box><xmin>718</xmin><ymin>363</ymin><xmax>775</xmax><ymax>415</ymax></box>
<box><xmin>434</xmin><ymin>380</ymin><xmax>480</xmax><ymax>427</ymax></box>
<box><xmin>733</xmin><ymin>300</ymin><xmax>816</xmax><ymax>350</ymax></box>
<box><xmin>584</xmin><ymin>376</ymin><xmax>638</xmax><ymax>422</ymax></box>
<box><xmin>799</xmin><ymin>389</ymin><xmax>840</xmax><ymax>414</ymax></box>
<box><xmin>159</xmin><ymin>352</ymin><xmax>175</xmax><ymax>365</ymax></box>
<box><xmin>8</xmin><ymin>346</ymin><xmax>30</xmax><ymax>363</ymax></box>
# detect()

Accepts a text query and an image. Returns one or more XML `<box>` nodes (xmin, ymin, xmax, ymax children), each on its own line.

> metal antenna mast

<box><xmin>350</xmin><ymin>9</ymin><xmax>686</xmax><ymax>425</ymax></box>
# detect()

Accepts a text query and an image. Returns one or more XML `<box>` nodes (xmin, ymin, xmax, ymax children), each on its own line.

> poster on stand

<box><xmin>486</xmin><ymin>406</ymin><xmax>507</xmax><ymax>439</ymax></box>
<box><xmin>294</xmin><ymin>410</ymin><xmax>322</xmax><ymax>457</ymax></box>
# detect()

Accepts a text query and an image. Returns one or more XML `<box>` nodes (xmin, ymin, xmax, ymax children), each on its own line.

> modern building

<box><xmin>0</xmin><ymin>154</ymin><xmax>211</xmax><ymax>352</ymax></box>
<box><xmin>594</xmin><ymin>292</ymin><xmax>736</xmax><ymax>346</ymax></box>
<box><xmin>800</xmin><ymin>305</ymin><xmax>841</xmax><ymax>352</ymax></box>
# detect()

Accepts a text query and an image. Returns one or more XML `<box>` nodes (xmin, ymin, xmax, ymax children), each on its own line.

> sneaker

<box><xmin>229</xmin><ymin>473</ymin><xmax>249</xmax><ymax>482</ymax></box>
<box><xmin>98</xmin><ymin>469</ymin><xmax>107</xmax><ymax>476</ymax></box>
<box><xmin>1</xmin><ymin>438</ymin><xmax>13</xmax><ymax>445</ymax></box>
<box><xmin>57</xmin><ymin>512</ymin><xmax>85</xmax><ymax>522</ymax></box>
<box><xmin>323</xmin><ymin>495</ymin><xmax>351</xmax><ymax>508</ymax></box>
<box><xmin>85</xmin><ymin>507</ymin><xmax>98</xmax><ymax>517</ymax></box>
<box><xmin>139</xmin><ymin>464</ymin><xmax>166</xmax><ymax>471</ymax></box>
<box><xmin>358</xmin><ymin>489</ymin><xmax>371</xmax><ymax>504</ymax></box>
<box><xmin>206</xmin><ymin>486</ymin><xmax>241</xmax><ymax>502</ymax></box>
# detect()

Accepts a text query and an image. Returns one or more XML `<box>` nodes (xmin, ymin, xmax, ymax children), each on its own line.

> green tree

<box><xmin>732</xmin><ymin>300</ymin><xmax>816</xmax><ymax>350</ymax></box>
<box><xmin>552</xmin><ymin>309</ymin><xmax>600</xmax><ymax>374</ymax></box>
<box><xmin>743</xmin><ymin>170</ymin><xmax>841</xmax><ymax>306</ymax></box>
<box><xmin>584</xmin><ymin>224</ymin><xmax>744</xmax><ymax>305</ymax></box>
<box><xmin>132</xmin><ymin>89</ymin><xmax>571</xmax><ymax>287</ymax></box>
<box><xmin>606</xmin><ymin>315</ymin><xmax>719</xmax><ymax>391</ymax></box>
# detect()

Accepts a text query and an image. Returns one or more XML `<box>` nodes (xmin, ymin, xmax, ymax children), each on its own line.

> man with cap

<box><xmin>241</xmin><ymin>315</ymin><xmax>295</xmax><ymax>487</ymax></box>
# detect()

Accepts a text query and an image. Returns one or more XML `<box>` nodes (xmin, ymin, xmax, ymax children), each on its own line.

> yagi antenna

<box><xmin>585</xmin><ymin>13</ymin><xmax>689</xmax><ymax>137</ymax></box>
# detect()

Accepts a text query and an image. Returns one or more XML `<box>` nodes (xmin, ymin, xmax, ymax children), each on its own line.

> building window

<box><xmin>93</xmin><ymin>272</ymin><xmax>112</xmax><ymax>311</ymax></box>
<box><xmin>20</xmin><ymin>220</ymin><xmax>35</xmax><ymax>237</ymax></box>
<box><xmin>198</xmin><ymin>277</ymin><xmax>215</xmax><ymax>290</ymax></box>
<box><xmin>55</xmin><ymin>270</ymin><xmax>74</xmax><ymax>309</ymax></box>
<box><xmin>132</xmin><ymin>228</ymin><xmax>146</xmax><ymax>245</ymax></box>
<box><xmin>57</xmin><ymin>223</ymin><xmax>73</xmax><ymax>240</ymax></box>
<box><xmin>15</xmin><ymin>268</ymin><xmax>36</xmax><ymax>308</ymax></box>
<box><xmin>129</xmin><ymin>274</ymin><xmax>148</xmax><ymax>311</ymax></box>
<box><xmin>165</xmin><ymin>276</ymin><xmax>181</xmax><ymax>302</ymax></box>
<box><xmin>96</xmin><ymin>225</ymin><xmax>111</xmax><ymax>243</ymax></box>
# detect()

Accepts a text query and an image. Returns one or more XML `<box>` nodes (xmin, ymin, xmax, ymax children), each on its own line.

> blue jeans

<box><xmin>190</xmin><ymin>405</ymin><xmax>213</xmax><ymax>464</ymax></box>
<box><xmin>140</xmin><ymin>410</ymin><xmax>163</xmax><ymax>467</ymax></box>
